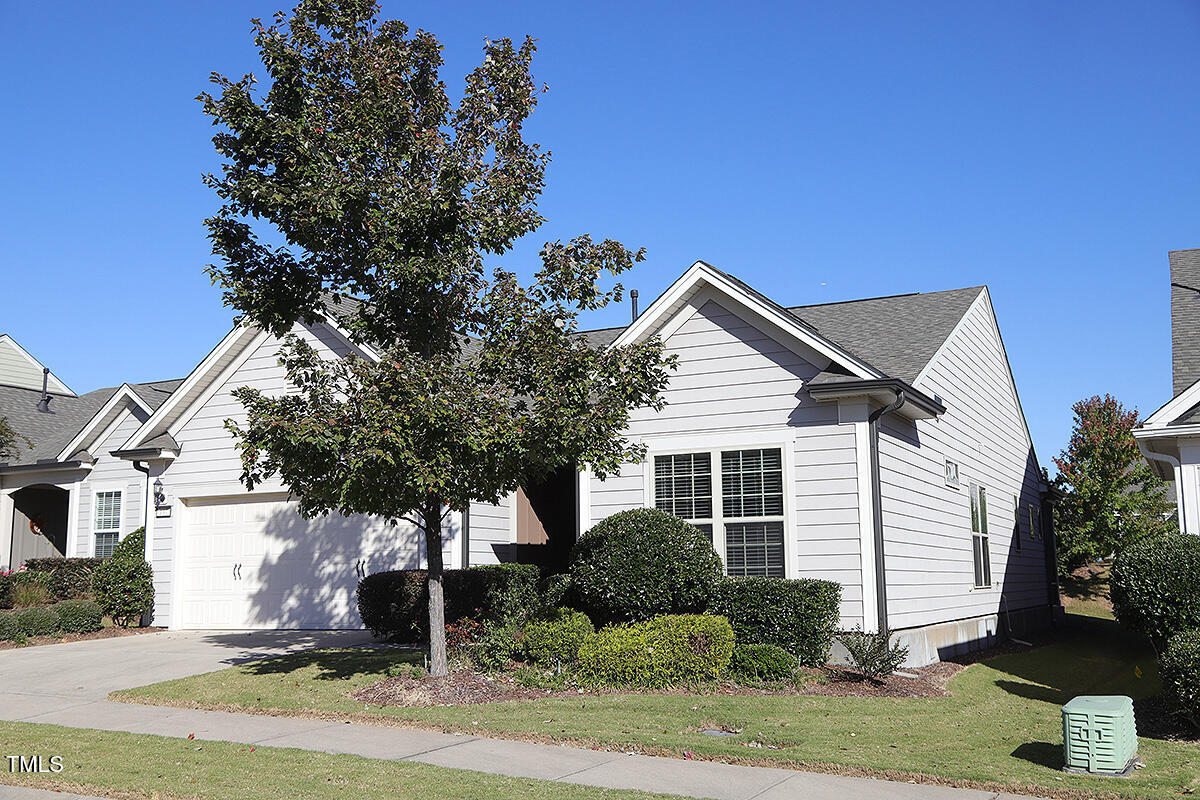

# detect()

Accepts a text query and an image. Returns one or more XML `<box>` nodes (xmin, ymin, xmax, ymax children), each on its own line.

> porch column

<box><xmin>65</xmin><ymin>482</ymin><xmax>82</xmax><ymax>558</ymax></box>
<box><xmin>0</xmin><ymin>489</ymin><xmax>14</xmax><ymax>571</ymax></box>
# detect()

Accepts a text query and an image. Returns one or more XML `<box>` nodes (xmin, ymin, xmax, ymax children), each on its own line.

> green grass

<box><xmin>115</xmin><ymin>616</ymin><xmax>1200</xmax><ymax>799</ymax></box>
<box><xmin>0</xmin><ymin>720</ymin><xmax>681</xmax><ymax>800</ymax></box>
<box><xmin>1060</xmin><ymin>564</ymin><xmax>1115</xmax><ymax>620</ymax></box>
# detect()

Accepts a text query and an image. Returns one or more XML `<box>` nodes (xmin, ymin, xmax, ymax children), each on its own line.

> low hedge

<box><xmin>0</xmin><ymin>575</ymin><xmax>13</xmax><ymax>610</ymax></box>
<box><xmin>357</xmin><ymin>564</ymin><xmax>542</xmax><ymax>642</ymax></box>
<box><xmin>56</xmin><ymin>599</ymin><xmax>104</xmax><ymax>633</ymax></box>
<box><xmin>15</xmin><ymin>607</ymin><xmax>60</xmax><ymax>637</ymax></box>
<box><xmin>24</xmin><ymin>558</ymin><xmax>104</xmax><ymax>600</ymax></box>
<box><xmin>523</xmin><ymin>607</ymin><xmax>594</xmax><ymax>666</ymax></box>
<box><xmin>1160</xmin><ymin>629</ymin><xmax>1200</xmax><ymax>730</ymax></box>
<box><xmin>0</xmin><ymin>613</ymin><xmax>19</xmax><ymax>641</ymax></box>
<box><xmin>708</xmin><ymin>577</ymin><xmax>841</xmax><ymax>666</ymax></box>
<box><xmin>729</xmin><ymin>643</ymin><xmax>797</xmax><ymax>682</ymax></box>
<box><xmin>570</xmin><ymin>509</ymin><xmax>724</xmax><ymax>625</ymax></box>
<box><xmin>1112</xmin><ymin>534</ymin><xmax>1200</xmax><ymax>645</ymax></box>
<box><xmin>577</xmin><ymin>614</ymin><xmax>735</xmax><ymax>687</ymax></box>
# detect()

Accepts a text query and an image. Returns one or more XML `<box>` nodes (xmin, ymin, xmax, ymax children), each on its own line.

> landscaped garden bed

<box><xmin>0</xmin><ymin>624</ymin><xmax>163</xmax><ymax>651</ymax></box>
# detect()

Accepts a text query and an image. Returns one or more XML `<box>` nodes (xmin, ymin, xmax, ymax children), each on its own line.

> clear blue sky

<box><xmin>2</xmin><ymin>1</ymin><xmax>1198</xmax><ymax>469</ymax></box>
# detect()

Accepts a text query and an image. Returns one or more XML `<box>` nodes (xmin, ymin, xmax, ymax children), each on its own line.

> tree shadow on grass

<box><xmin>231</xmin><ymin>645</ymin><xmax>426</xmax><ymax>681</ymax></box>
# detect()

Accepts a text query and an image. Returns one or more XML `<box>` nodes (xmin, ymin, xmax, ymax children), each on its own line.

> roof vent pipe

<box><xmin>631</xmin><ymin>289</ymin><xmax>639</xmax><ymax>322</ymax></box>
<box><xmin>36</xmin><ymin>368</ymin><xmax>52</xmax><ymax>413</ymax></box>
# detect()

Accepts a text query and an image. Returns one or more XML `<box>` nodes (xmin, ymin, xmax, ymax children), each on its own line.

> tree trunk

<box><xmin>424</xmin><ymin>497</ymin><xmax>448</xmax><ymax>677</ymax></box>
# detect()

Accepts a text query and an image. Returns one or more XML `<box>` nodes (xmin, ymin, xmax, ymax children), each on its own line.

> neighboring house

<box><xmin>1135</xmin><ymin>248</ymin><xmax>1200</xmax><ymax>534</ymax></box>
<box><xmin>0</xmin><ymin>262</ymin><xmax>1056</xmax><ymax>665</ymax></box>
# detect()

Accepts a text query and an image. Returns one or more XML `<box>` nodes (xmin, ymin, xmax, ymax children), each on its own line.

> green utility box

<box><xmin>1061</xmin><ymin>695</ymin><xmax>1138</xmax><ymax>775</ymax></box>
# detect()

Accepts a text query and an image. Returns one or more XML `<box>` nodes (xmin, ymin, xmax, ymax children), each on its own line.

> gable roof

<box><xmin>0</xmin><ymin>335</ymin><xmax>75</xmax><ymax>396</ymax></box>
<box><xmin>0</xmin><ymin>378</ymin><xmax>182</xmax><ymax>469</ymax></box>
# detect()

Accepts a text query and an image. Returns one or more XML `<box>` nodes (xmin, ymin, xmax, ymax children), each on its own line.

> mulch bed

<box><xmin>0</xmin><ymin>625</ymin><xmax>163</xmax><ymax>651</ymax></box>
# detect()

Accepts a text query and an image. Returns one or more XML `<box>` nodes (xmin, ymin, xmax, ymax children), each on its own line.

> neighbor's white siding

<box><xmin>588</xmin><ymin>299</ymin><xmax>866</xmax><ymax>626</ymax></box>
<box><xmin>467</xmin><ymin>496</ymin><xmax>512</xmax><ymax>566</ymax></box>
<box><xmin>0</xmin><ymin>337</ymin><xmax>70</xmax><ymax>394</ymax></box>
<box><xmin>150</xmin><ymin>322</ymin><xmax>454</xmax><ymax>628</ymax></box>
<box><xmin>878</xmin><ymin>291</ymin><xmax>1049</xmax><ymax>631</ymax></box>
<box><xmin>74</xmin><ymin>407</ymin><xmax>150</xmax><ymax>557</ymax></box>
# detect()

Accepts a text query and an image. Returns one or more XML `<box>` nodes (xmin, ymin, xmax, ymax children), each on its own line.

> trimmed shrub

<box><xmin>92</xmin><ymin>528</ymin><xmax>153</xmax><ymax>627</ymax></box>
<box><xmin>523</xmin><ymin>607</ymin><xmax>594</xmax><ymax>666</ymax></box>
<box><xmin>838</xmin><ymin>626</ymin><xmax>909</xmax><ymax>681</ymax></box>
<box><xmin>15</xmin><ymin>607</ymin><xmax>60</xmax><ymax>637</ymax></box>
<box><xmin>539</xmin><ymin>573</ymin><xmax>573</xmax><ymax>609</ymax></box>
<box><xmin>570</xmin><ymin>509</ymin><xmax>723</xmax><ymax>624</ymax></box>
<box><xmin>1111</xmin><ymin>534</ymin><xmax>1200</xmax><ymax>645</ymax></box>
<box><xmin>708</xmin><ymin>577</ymin><xmax>841</xmax><ymax>666</ymax></box>
<box><xmin>357</xmin><ymin>564</ymin><xmax>542</xmax><ymax>642</ymax></box>
<box><xmin>577</xmin><ymin>614</ymin><xmax>735</xmax><ymax>687</ymax></box>
<box><xmin>0</xmin><ymin>612</ymin><xmax>20</xmax><ymax>641</ymax></box>
<box><xmin>1160</xmin><ymin>629</ymin><xmax>1200</xmax><ymax>730</ymax></box>
<box><xmin>55</xmin><ymin>599</ymin><xmax>104</xmax><ymax>634</ymax></box>
<box><xmin>730</xmin><ymin>643</ymin><xmax>797</xmax><ymax>682</ymax></box>
<box><xmin>0</xmin><ymin>575</ymin><xmax>12</xmax><ymax>609</ymax></box>
<box><xmin>24</xmin><ymin>558</ymin><xmax>104</xmax><ymax>600</ymax></box>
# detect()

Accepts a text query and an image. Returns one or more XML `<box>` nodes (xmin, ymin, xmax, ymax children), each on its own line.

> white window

<box><xmin>1012</xmin><ymin>494</ymin><xmax>1021</xmax><ymax>552</ymax></box>
<box><xmin>654</xmin><ymin>446</ymin><xmax>786</xmax><ymax>578</ymax></box>
<box><xmin>969</xmin><ymin>483</ymin><xmax>991</xmax><ymax>588</ymax></box>
<box><xmin>93</xmin><ymin>489</ymin><xmax>122</xmax><ymax>558</ymax></box>
<box><xmin>944</xmin><ymin>459</ymin><xmax>960</xmax><ymax>488</ymax></box>
<box><xmin>1028</xmin><ymin>503</ymin><xmax>1042</xmax><ymax>540</ymax></box>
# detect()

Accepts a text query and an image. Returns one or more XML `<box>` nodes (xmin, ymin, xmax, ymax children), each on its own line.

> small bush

<box><xmin>0</xmin><ymin>575</ymin><xmax>11</xmax><ymax>609</ymax></box>
<box><xmin>709</xmin><ymin>577</ymin><xmax>841</xmax><ymax>666</ymax></box>
<box><xmin>577</xmin><ymin>614</ymin><xmax>735</xmax><ymax>687</ymax></box>
<box><xmin>24</xmin><ymin>558</ymin><xmax>104</xmax><ymax>600</ymax></box>
<box><xmin>447</xmin><ymin>617</ymin><xmax>523</xmax><ymax>672</ymax></box>
<box><xmin>539</xmin><ymin>573</ymin><xmax>573</xmax><ymax>609</ymax></box>
<box><xmin>1112</xmin><ymin>534</ymin><xmax>1200</xmax><ymax>645</ymax></box>
<box><xmin>0</xmin><ymin>612</ymin><xmax>21</xmax><ymax>641</ymax></box>
<box><xmin>15</xmin><ymin>607</ymin><xmax>60</xmax><ymax>637</ymax></box>
<box><xmin>570</xmin><ymin>509</ymin><xmax>723</xmax><ymax>625</ymax></box>
<box><xmin>358</xmin><ymin>570</ymin><xmax>427</xmax><ymax>641</ymax></box>
<box><xmin>55</xmin><ymin>600</ymin><xmax>104</xmax><ymax>634</ymax></box>
<box><xmin>10</xmin><ymin>572</ymin><xmax>52</xmax><ymax>608</ymax></box>
<box><xmin>1160</xmin><ymin>629</ymin><xmax>1200</xmax><ymax>730</ymax></box>
<box><xmin>92</xmin><ymin>528</ymin><xmax>153</xmax><ymax>627</ymax></box>
<box><xmin>523</xmin><ymin>607</ymin><xmax>594</xmax><ymax>666</ymax></box>
<box><xmin>838</xmin><ymin>626</ymin><xmax>908</xmax><ymax>682</ymax></box>
<box><xmin>730</xmin><ymin>643</ymin><xmax>797</xmax><ymax>682</ymax></box>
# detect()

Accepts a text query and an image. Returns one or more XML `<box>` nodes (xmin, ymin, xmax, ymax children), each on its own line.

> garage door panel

<box><xmin>180</xmin><ymin>497</ymin><xmax>422</xmax><ymax>630</ymax></box>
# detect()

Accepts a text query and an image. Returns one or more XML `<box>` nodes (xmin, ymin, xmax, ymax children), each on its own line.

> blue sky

<box><xmin>2</xmin><ymin>1</ymin><xmax>1198</xmax><ymax>468</ymax></box>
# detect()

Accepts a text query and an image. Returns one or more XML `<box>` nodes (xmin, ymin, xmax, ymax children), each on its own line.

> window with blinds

<box><xmin>969</xmin><ymin>483</ymin><xmax>991</xmax><ymax>588</ymax></box>
<box><xmin>94</xmin><ymin>490</ymin><xmax>122</xmax><ymax>559</ymax></box>
<box><xmin>653</xmin><ymin>447</ymin><xmax>785</xmax><ymax>578</ymax></box>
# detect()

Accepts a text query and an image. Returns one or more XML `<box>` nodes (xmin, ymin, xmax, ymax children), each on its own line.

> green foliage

<box><xmin>0</xmin><ymin>415</ymin><xmax>32</xmax><ymax>462</ymax></box>
<box><xmin>445</xmin><ymin>616</ymin><xmax>523</xmax><ymax>672</ymax></box>
<box><xmin>1160</xmin><ymin>630</ymin><xmax>1200</xmax><ymax>730</ymax></box>
<box><xmin>55</xmin><ymin>600</ymin><xmax>104</xmax><ymax>634</ymax></box>
<box><xmin>0</xmin><ymin>576</ymin><xmax>11</xmax><ymax>610</ymax></box>
<box><xmin>92</xmin><ymin>528</ymin><xmax>153</xmax><ymax>627</ymax></box>
<box><xmin>0</xmin><ymin>612</ymin><xmax>21</xmax><ymax>641</ymax></box>
<box><xmin>1053</xmin><ymin>395</ymin><xmax>1176</xmax><ymax>576</ymax></box>
<box><xmin>1111</xmin><ymin>534</ymin><xmax>1200</xmax><ymax>645</ymax></box>
<box><xmin>24</xmin><ymin>558</ymin><xmax>104</xmax><ymax>601</ymax></box>
<box><xmin>708</xmin><ymin>577</ymin><xmax>842</xmax><ymax>666</ymax></box>
<box><xmin>14</xmin><ymin>606</ymin><xmax>60</xmax><ymax>637</ymax></box>
<box><xmin>837</xmin><ymin>626</ymin><xmax>909</xmax><ymax>682</ymax></box>
<box><xmin>357</xmin><ymin>564</ymin><xmax>541</xmax><ymax>642</ymax></box>
<box><xmin>523</xmin><ymin>607</ymin><xmax>594</xmax><ymax>666</ymax></box>
<box><xmin>570</xmin><ymin>509</ymin><xmax>723</xmax><ymax>624</ymax></box>
<box><xmin>9</xmin><ymin>571</ymin><xmax>52</xmax><ymax>608</ymax></box>
<box><xmin>577</xmin><ymin>614</ymin><xmax>735</xmax><ymax>688</ymax></box>
<box><xmin>729</xmin><ymin>643</ymin><xmax>798</xmax><ymax>682</ymax></box>
<box><xmin>539</xmin><ymin>573</ymin><xmax>573</xmax><ymax>609</ymax></box>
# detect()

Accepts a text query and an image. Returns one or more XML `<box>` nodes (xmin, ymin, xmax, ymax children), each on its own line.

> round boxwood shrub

<box><xmin>729</xmin><ymin>643</ymin><xmax>797</xmax><ymax>682</ymax></box>
<box><xmin>15</xmin><ymin>607</ymin><xmax>60</xmax><ymax>637</ymax></box>
<box><xmin>0</xmin><ymin>612</ymin><xmax>20</xmax><ymax>641</ymax></box>
<box><xmin>1111</xmin><ymin>534</ymin><xmax>1200</xmax><ymax>645</ymax></box>
<box><xmin>1160</xmin><ymin>629</ymin><xmax>1200</xmax><ymax>730</ymax></box>
<box><xmin>523</xmin><ymin>607</ymin><xmax>594</xmax><ymax>666</ymax></box>
<box><xmin>93</xmin><ymin>528</ymin><xmax>153</xmax><ymax>627</ymax></box>
<box><xmin>577</xmin><ymin>614</ymin><xmax>735</xmax><ymax>687</ymax></box>
<box><xmin>570</xmin><ymin>509</ymin><xmax>723</xmax><ymax>624</ymax></box>
<box><xmin>55</xmin><ymin>599</ymin><xmax>104</xmax><ymax>634</ymax></box>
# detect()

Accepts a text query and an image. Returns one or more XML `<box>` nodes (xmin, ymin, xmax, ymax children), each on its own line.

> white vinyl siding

<box><xmin>93</xmin><ymin>490</ymin><xmax>122</xmax><ymax>558</ymax></box>
<box><xmin>73</xmin><ymin>407</ymin><xmax>149</xmax><ymax>558</ymax></box>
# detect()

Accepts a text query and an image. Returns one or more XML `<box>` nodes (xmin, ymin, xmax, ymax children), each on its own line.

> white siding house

<box><xmin>0</xmin><ymin>261</ymin><xmax>1056</xmax><ymax>664</ymax></box>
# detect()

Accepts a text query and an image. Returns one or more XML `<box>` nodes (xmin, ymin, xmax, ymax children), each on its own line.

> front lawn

<box><xmin>114</xmin><ymin>614</ymin><xmax>1200</xmax><ymax>799</ymax></box>
<box><xmin>0</xmin><ymin>720</ymin><xmax>680</xmax><ymax>800</ymax></box>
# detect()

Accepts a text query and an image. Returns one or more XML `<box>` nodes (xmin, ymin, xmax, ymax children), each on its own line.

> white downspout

<box><xmin>1137</xmin><ymin>440</ymin><xmax>1187</xmax><ymax>534</ymax></box>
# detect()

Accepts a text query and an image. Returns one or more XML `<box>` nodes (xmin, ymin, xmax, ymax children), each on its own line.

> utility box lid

<box><xmin>1062</xmin><ymin>695</ymin><xmax>1138</xmax><ymax>775</ymax></box>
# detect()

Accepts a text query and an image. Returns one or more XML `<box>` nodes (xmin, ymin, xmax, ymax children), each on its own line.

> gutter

<box><xmin>1137</xmin><ymin>439</ymin><xmax>1187</xmax><ymax>534</ymax></box>
<box><xmin>0</xmin><ymin>460</ymin><xmax>90</xmax><ymax>475</ymax></box>
<box><xmin>807</xmin><ymin>378</ymin><xmax>945</xmax><ymax>419</ymax></box>
<box><xmin>130</xmin><ymin>460</ymin><xmax>152</xmax><ymax>532</ymax></box>
<box><xmin>868</xmin><ymin>389</ymin><xmax>907</xmax><ymax>634</ymax></box>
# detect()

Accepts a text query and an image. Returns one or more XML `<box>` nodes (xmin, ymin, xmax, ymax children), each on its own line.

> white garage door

<box><xmin>178</xmin><ymin>495</ymin><xmax>419</xmax><ymax>629</ymax></box>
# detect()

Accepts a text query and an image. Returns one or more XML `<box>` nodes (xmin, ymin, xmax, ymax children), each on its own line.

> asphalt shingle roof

<box><xmin>1171</xmin><ymin>249</ymin><xmax>1200</xmax><ymax>397</ymax></box>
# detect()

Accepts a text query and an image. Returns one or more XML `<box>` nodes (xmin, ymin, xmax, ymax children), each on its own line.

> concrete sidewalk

<box><xmin>0</xmin><ymin>632</ymin><xmax>1045</xmax><ymax>800</ymax></box>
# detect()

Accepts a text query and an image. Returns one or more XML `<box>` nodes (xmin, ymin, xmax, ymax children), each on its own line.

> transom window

<box><xmin>969</xmin><ymin>483</ymin><xmax>991</xmax><ymax>588</ymax></box>
<box><xmin>654</xmin><ymin>447</ymin><xmax>785</xmax><ymax>578</ymax></box>
<box><xmin>94</xmin><ymin>490</ymin><xmax>122</xmax><ymax>559</ymax></box>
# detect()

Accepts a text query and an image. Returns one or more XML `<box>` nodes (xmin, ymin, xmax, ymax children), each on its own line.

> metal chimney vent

<box><xmin>36</xmin><ymin>367</ymin><xmax>52</xmax><ymax>413</ymax></box>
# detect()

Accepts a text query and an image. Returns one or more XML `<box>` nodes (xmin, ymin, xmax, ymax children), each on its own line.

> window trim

<box><xmin>1012</xmin><ymin>493</ymin><xmax>1021</xmax><ymax>552</ymax></box>
<box><xmin>969</xmin><ymin>482</ymin><xmax>991</xmax><ymax>589</ymax></box>
<box><xmin>644</xmin><ymin>435</ymin><xmax>795</xmax><ymax>579</ymax></box>
<box><xmin>944</xmin><ymin>459</ymin><xmax>961</xmax><ymax>488</ymax></box>
<box><xmin>91</xmin><ymin>486</ymin><xmax>125</xmax><ymax>559</ymax></box>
